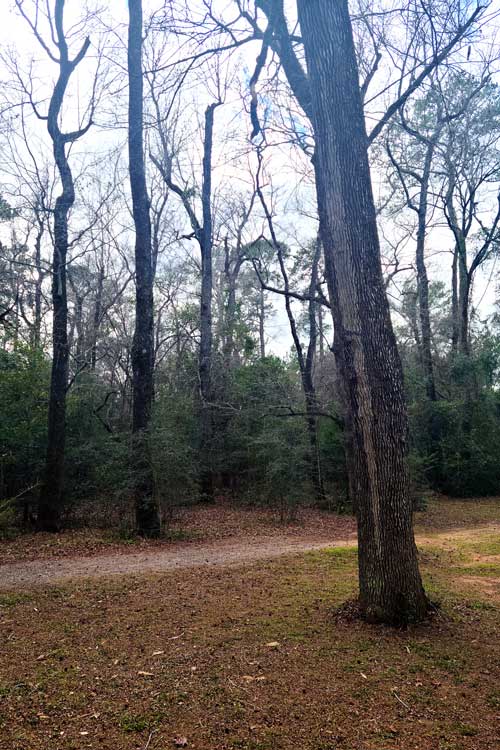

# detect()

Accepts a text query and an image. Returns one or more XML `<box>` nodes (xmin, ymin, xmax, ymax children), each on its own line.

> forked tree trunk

<box><xmin>128</xmin><ymin>0</ymin><xmax>161</xmax><ymax>536</ymax></box>
<box><xmin>297</xmin><ymin>0</ymin><xmax>428</xmax><ymax>624</ymax></box>
<box><xmin>37</xmin><ymin>0</ymin><xmax>91</xmax><ymax>532</ymax></box>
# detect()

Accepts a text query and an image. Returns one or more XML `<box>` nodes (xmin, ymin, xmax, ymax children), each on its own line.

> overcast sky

<box><xmin>1</xmin><ymin>0</ymin><xmax>500</xmax><ymax>357</ymax></box>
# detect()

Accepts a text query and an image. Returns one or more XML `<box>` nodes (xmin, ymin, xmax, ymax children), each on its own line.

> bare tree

<box><xmin>128</xmin><ymin>0</ymin><xmax>161</xmax><ymax>536</ymax></box>
<box><xmin>150</xmin><ymin>78</ymin><xmax>222</xmax><ymax>502</ymax></box>
<box><xmin>15</xmin><ymin>0</ymin><xmax>96</xmax><ymax>531</ymax></box>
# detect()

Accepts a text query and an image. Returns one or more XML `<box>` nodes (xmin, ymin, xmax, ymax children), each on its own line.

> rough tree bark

<box><xmin>197</xmin><ymin>102</ymin><xmax>220</xmax><ymax>502</ymax></box>
<box><xmin>34</xmin><ymin>0</ymin><xmax>92</xmax><ymax>532</ymax></box>
<box><xmin>296</xmin><ymin>0</ymin><xmax>428</xmax><ymax>624</ymax></box>
<box><xmin>128</xmin><ymin>0</ymin><xmax>161</xmax><ymax>536</ymax></box>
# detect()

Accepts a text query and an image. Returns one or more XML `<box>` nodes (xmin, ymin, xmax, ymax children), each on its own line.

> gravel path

<box><xmin>0</xmin><ymin>535</ymin><xmax>355</xmax><ymax>589</ymax></box>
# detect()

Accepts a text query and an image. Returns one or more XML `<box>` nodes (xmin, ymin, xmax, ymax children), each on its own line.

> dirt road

<box><xmin>0</xmin><ymin>524</ymin><xmax>497</xmax><ymax>590</ymax></box>
<box><xmin>0</xmin><ymin>535</ymin><xmax>353</xmax><ymax>589</ymax></box>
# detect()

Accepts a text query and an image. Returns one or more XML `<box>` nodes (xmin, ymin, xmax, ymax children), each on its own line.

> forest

<box><xmin>0</xmin><ymin>1</ymin><xmax>499</xmax><ymax>748</ymax></box>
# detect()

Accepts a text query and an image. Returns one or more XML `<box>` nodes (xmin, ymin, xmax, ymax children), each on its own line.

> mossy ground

<box><xmin>0</xmin><ymin>498</ymin><xmax>498</xmax><ymax>749</ymax></box>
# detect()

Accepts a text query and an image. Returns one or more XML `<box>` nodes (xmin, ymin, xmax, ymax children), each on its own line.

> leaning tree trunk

<box><xmin>297</xmin><ymin>0</ymin><xmax>428</xmax><ymax>624</ymax></box>
<box><xmin>128</xmin><ymin>0</ymin><xmax>160</xmax><ymax>536</ymax></box>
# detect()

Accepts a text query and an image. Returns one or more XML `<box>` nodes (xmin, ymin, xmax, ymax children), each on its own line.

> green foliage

<box><xmin>409</xmin><ymin>382</ymin><xmax>500</xmax><ymax>498</ymax></box>
<box><xmin>151</xmin><ymin>384</ymin><xmax>198</xmax><ymax>520</ymax></box>
<box><xmin>221</xmin><ymin>357</ymin><xmax>306</xmax><ymax>504</ymax></box>
<box><xmin>317</xmin><ymin>414</ymin><xmax>348</xmax><ymax>507</ymax></box>
<box><xmin>252</xmin><ymin>413</ymin><xmax>310</xmax><ymax>520</ymax></box>
<box><xmin>0</xmin><ymin>194</ymin><xmax>17</xmax><ymax>221</ymax></box>
<box><xmin>0</xmin><ymin>346</ymin><xmax>49</xmax><ymax>502</ymax></box>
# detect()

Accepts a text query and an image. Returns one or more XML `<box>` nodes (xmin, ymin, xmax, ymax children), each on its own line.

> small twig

<box><xmin>4</xmin><ymin>483</ymin><xmax>40</xmax><ymax>503</ymax></box>
<box><xmin>143</xmin><ymin>728</ymin><xmax>159</xmax><ymax>750</ymax></box>
<box><xmin>392</xmin><ymin>689</ymin><xmax>410</xmax><ymax>710</ymax></box>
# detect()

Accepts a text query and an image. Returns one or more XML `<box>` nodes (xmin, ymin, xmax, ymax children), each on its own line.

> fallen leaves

<box><xmin>173</xmin><ymin>737</ymin><xmax>188</xmax><ymax>747</ymax></box>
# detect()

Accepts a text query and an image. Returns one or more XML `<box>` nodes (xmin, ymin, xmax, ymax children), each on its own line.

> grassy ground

<box><xmin>0</xmin><ymin>499</ymin><xmax>498</xmax><ymax>750</ymax></box>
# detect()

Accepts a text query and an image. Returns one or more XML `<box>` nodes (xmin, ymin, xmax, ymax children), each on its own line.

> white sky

<box><xmin>1</xmin><ymin>0</ymin><xmax>500</xmax><ymax>357</ymax></box>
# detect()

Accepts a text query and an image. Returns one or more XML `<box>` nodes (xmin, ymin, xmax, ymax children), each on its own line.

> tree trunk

<box><xmin>37</xmin><ymin>187</ymin><xmax>70</xmax><ymax>531</ymax></box>
<box><xmin>416</xmin><ymin>142</ymin><xmax>437</xmax><ymax>402</ymax></box>
<box><xmin>304</xmin><ymin>239</ymin><xmax>325</xmax><ymax>503</ymax></box>
<box><xmin>445</xmin><ymin>164</ymin><xmax>470</xmax><ymax>358</ymax></box>
<box><xmin>297</xmin><ymin>0</ymin><xmax>428</xmax><ymax>624</ymax></box>
<box><xmin>37</xmin><ymin>0</ymin><xmax>91</xmax><ymax>532</ymax></box>
<box><xmin>415</xmin><ymin>139</ymin><xmax>443</xmax><ymax>485</ymax></box>
<box><xmin>90</xmin><ymin>264</ymin><xmax>104</xmax><ymax>371</ymax></box>
<box><xmin>451</xmin><ymin>248</ymin><xmax>459</xmax><ymax>355</ymax></box>
<box><xmin>317</xmin><ymin>302</ymin><xmax>325</xmax><ymax>362</ymax></box>
<box><xmin>73</xmin><ymin>290</ymin><xmax>85</xmax><ymax>367</ymax></box>
<box><xmin>198</xmin><ymin>103</ymin><xmax>219</xmax><ymax>502</ymax></box>
<box><xmin>222</xmin><ymin>241</ymin><xmax>243</xmax><ymax>369</ymax></box>
<box><xmin>259</xmin><ymin>287</ymin><xmax>266</xmax><ymax>358</ymax></box>
<box><xmin>458</xmin><ymin>259</ymin><xmax>470</xmax><ymax>357</ymax></box>
<box><xmin>32</xmin><ymin>213</ymin><xmax>44</xmax><ymax>349</ymax></box>
<box><xmin>128</xmin><ymin>0</ymin><xmax>160</xmax><ymax>536</ymax></box>
<box><xmin>272</xmin><ymin>229</ymin><xmax>325</xmax><ymax>505</ymax></box>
